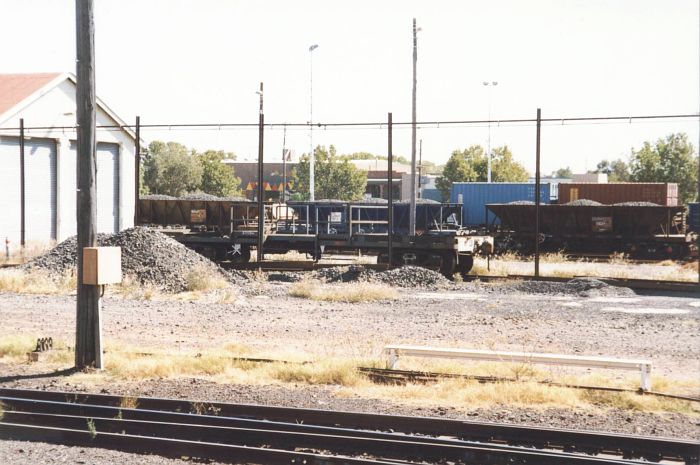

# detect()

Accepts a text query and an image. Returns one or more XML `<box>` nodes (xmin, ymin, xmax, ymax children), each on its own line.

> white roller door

<box><xmin>96</xmin><ymin>142</ymin><xmax>119</xmax><ymax>233</ymax></box>
<box><xmin>60</xmin><ymin>141</ymin><xmax>78</xmax><ymax>240</ymax></box>
<box><xmin>24</xmin><ymin>138</ymin><xmax>57</xmax><ymax>242</ymax></box>
<box><xmin>0</xmin><ymin>137</ymin><xmax>21</xmax><ymax>248</ymax></box>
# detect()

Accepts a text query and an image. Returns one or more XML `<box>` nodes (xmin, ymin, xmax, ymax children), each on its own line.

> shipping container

<box><xmin>688</xmin><ymin>203</ymin><xmax>699</xmax><ymax>233</ymax></box>
<box><xmin>450</xmin><ymin>182</ymin><xmax>552</xmax><ymax>227</ymax></box>
<box><xmin>557</xmin><ymin>183</ymin><xmax>678</xmax><ymax>206</ymax></box>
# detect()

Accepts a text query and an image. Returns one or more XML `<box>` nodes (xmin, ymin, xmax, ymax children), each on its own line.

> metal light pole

<box><xmin>256</xmin><ymin>83</ymin><xmax>264</xmax><ymax>262</ymax></box>
<box><xmin>409</xmin><ymin>19</ymin><xmax>419</xmax><ymax>236</ymax></box>
<box><xmin>483</xmin><ymin>81</ymin><xmax>498</xmax><ymax>183</ymax></box>
<box><xmin>309</xmin><ymin>44</ymin><xmax>319</xmax><ymax>201</ymax></box>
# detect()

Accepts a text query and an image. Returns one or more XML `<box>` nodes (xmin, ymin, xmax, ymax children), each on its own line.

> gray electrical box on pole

<box><xmin>75</xmin><ymin>0</ymin><xmax>103</xmax><ymax>369</ymax></box>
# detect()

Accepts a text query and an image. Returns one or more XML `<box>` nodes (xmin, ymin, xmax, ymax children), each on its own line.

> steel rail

<box><xmin>0</xmin><ymin>388</ymin><xmax>694</xmax><ymax>463</ymax></box>
<box><xmin>0</xmin><ymin>422</ymin><xmax>406</xmax><ymax>465</ymax></box>
<box><xmin>0</xmin><ymin>409</ymin><xmax>643</xmax><ymax>465</ymax></box>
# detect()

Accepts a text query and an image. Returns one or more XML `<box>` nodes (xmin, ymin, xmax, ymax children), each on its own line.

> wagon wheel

<box><xmin>439</xmin><ymin>253</ymin><xmax>456</xmax><ymax>279</ymax></box>
<box><xmin>457</xmin><ymin>255</ymin><xmax>474</xmax><ymax>280</ymax></box>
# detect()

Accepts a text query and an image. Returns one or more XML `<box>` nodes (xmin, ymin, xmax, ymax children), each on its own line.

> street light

<box><xmin>309</xmin><ymin>43</ymin><xmax>319</xmax><ymax>201</ymax></box>
<box><xmin>483</xmin><ymin>81</ymin><xmax>498</xmax><ymax>183</ymax></box>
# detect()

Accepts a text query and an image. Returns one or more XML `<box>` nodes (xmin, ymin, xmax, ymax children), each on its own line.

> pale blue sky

<box><xmin>2</xmin><ymin>0</ymin><xmax>698</xmax><ymax>174</ymax></box>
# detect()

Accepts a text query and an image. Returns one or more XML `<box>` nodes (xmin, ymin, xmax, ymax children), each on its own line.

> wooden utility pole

<box><xmin>387</xmin><ymin>112</ymin><xmax>393</xmax><ymax>270</ymax></box>
<box><xmin>534</xmin><ymin>108</ymin><xmax>542</xmax><ymax>278</ymax></box>
<box><xmin>409</xmin><ymin>18</ymin><xmax>418</xmax><ymax>236</ymax></box>
<box><xmin>75</xmin><ymin>0</ymin><xmax>103</xmax><ymax>369</ymax></box>
<box><xmin>256</xmin><ymin>82</ymin><xmax>265</xmax><ymax>262</ymax></box>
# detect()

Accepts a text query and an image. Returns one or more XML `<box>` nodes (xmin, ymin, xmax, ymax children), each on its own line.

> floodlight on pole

<box><xmin>309</xmin><ymin>43</ymin><xmax>319</xmax><ymax>201</ymax></box>
<box><xmin>483</xmin><ymin>81</ymin><xmax>498</xmax><ymax>183</ymax></box>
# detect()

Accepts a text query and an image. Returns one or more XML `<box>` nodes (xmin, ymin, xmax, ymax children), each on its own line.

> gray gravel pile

<box><xmin>509</xmin><ymin>277</ymin><xmax>635</xmax><ymax>297</ymax></box>
<box><xmin>565</xmin><ymin>199</ymin><xmax>603</xmax><ymax>206</ymax></box>
<box><xmin>312</xmin><ymin>265</ymin><xmax>449</xmax><ymax>288</ymax></box>
<box><xmin>141</xmin><ymin>194</ymin><xmax>176</xmax><ymax>200</ymax></box>
<box><xmin>613</xmin><ymin>201</ymin><xmax>659</xmax><ymax>206</ymax></box>
<box><xmin>508</xmin><ymin>200</ymin><xmax>535</xmax><ymax>205</ymax></box>
<box><xmin>22</xmin><ymin>227</ymin><xmax>227</xmax><ymax>292</ymax></box>
<box><xmin>180</xmin><ymin>192</ymin><xmax>222</xmax><ymax>201</ymax></box>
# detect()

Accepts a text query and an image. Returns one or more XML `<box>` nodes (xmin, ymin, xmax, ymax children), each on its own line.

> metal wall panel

<box><xmin>61</xmin><ymin>141</ymin><xmax>79</xmax><ymax>240</ymax></box>
<box><xmin>0</xmin><ymin>137</ymin><xmax>21</xmax><ymax>248</ymax></box>
<box><xmin>96</xmin><ymin>142</ymin><xmax>120</xmax><ymax>233</ymax></box>
<box><xmin>24</xmin><ymin>138</ymin><xmax>57</xmax><ymax>242</ymax></box>
<box><xmin>450</xmin><ymin>182</ymin><xmax>552</xmax><ymax>227</ymax></box>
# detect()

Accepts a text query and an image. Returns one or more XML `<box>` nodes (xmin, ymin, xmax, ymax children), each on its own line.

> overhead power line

<box><xmin>2</xmin><ymin>113</ymin><xmax>698</xmax><ymax>132</ymax></box>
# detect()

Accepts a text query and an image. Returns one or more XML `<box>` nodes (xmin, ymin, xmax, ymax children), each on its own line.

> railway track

<box><xmin>0</xmin><ymin>388</ymin><xmax>695</xmax><ymax>464</ymax></box>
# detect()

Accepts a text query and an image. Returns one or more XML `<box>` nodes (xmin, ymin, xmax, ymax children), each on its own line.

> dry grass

<box><xmin>470</xmin><ymin>255</ymin><xmax>697</xmax><ymax>282</ymax></box>
<box><xmin>0</xmin><ymin>335</ymin><xmax>36</xmax><ymax>359</ymax></box>
<box><xmin>2</xmin><ymin>335</ymin><xmax>697</xmax><ymax>414</ymax></box>
<box><xmin>186</xmin><ymin>266</ymin><xmax>230</xmax><ymax>292</ymax></box>
<box><xmin>0</xmin><ymin>241</ymin><xmax>54</xmax><ymax>265</ymax></box>
<box><xmin>0</xmin><ymin>269</ymin><xmax>76</xmax><ymax>295</ymax></box>
<box><xmin>289</xmin><ymin>280</ymin><xmax>398</xmax><ymax>302</ymax></box>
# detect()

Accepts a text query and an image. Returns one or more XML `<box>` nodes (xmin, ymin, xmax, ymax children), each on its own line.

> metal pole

<box><xmin>75</xmin><ymin>0</ymin><xmax>102</xmax><ymax>369</ymax></box>
<box><xmin>309</xmin><ymin>44</ymin><xmax>318</xmax><ymax>201</ymax></box>
<box><xmin>257</xmin><ymin>82</ymin><xmax>265</xmax><ymax>262</ymax></box>
<box><xmin>19</xmin><ymin>118</ymin><xmax>25</xmax><ymax>249</ymax></box>
<box><xmin>281</xmin><ymin>124</ymin><xmax>287</xmax><ymax>203</ymax></box>
<box><xmin>487</xmin><ymin>85</ymin><xmax>492</xmax><ymax>183</ymax></box>
<box><xmin>534</xmin><ymin>108</ymin><xmax>542</xmax><ymax>278</ymax></box>
<box><xmin>409</xmin><ymin>18</ymin><xmax>418</xmax><ymax>236</ymax></box>
<box><xmin>134</xmin><ymin>115</ymin><xmax>140</xmax><ymax>226</ymax></box>
<box><xmin>418</xmin><ymin>139</ymin><xmax>422</xmax><ymax>199</ymax></box>
<box><xmin>387</xmin><ymin>112</ymin><xmax>393</xmax><ymax>270</ymax></box>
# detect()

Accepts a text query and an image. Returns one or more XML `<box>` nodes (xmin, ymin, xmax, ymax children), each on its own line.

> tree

<box><xmin>197</xmin><ymin>150</ymin><xmax>241</xmax><ymax>197</ymax></box>
<box><xmin>552</xmin><ymin>167</ymin><xmax>573</xmax><ymax>178</ymax></box>
<box><xmin>143</xmin><ymin>141</ymin><xmax>202</xmax><ymax>197</ymax></box>
<box><xmin>490</xmin><ymin>146</ymin><xmax>529</xmax><ymax>183</ymax></box>
<box><xmin>291</xmin><ymin>145</ymin><xmax>368</xmax><ymax>200</ymax></box>
<box><xmin>593</xmin><ymin>158</ymin><xmax>630</xmax><ymax>182</ymax></box>
<box><xmin>629</xmin><ymin>133</ymin><xmax>698</xmax><ymax>203</ymax></box>
<box><xmin>435</xmin><ymin>145</ymin><xmax>529</xmax><ymax>200</ymax></box>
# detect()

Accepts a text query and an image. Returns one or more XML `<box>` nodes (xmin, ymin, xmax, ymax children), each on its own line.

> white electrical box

<box><xmin>82</xmin><ymin>247</ymin><xmax>122</xmax><ymax>285</ymax></box>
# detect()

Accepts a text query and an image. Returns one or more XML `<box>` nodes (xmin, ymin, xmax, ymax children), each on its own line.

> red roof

<box><xmin>0</xmin><ymin>73</ymin><xmax>61</xmax><ymax>117</ymax></box>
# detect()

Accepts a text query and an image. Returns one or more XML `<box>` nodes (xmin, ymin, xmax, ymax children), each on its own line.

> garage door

<box><xmin>0</xmin><ymin>137</ymin><xmax>21</xmax><ymax>248</ymax></box>
<box><xmin>24</xmin><ymin>138</ymin><xmax>57</xmax><ymax>242</ymax></box>
<box><xmin>96</xmin><ymin>142</ymin><xmax>119</xmax><ymax>233</ymax></box>
<box><xmin>61</xmin><ymin>141</ymin><xmax>79</xmax><ymax>240</ymax></box>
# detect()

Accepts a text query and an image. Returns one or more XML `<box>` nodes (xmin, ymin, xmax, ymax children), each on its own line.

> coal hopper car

<box><xmin>486</xmin><ymin>203</ymin><xmax>695</xmax><ymax>259</ymax></box>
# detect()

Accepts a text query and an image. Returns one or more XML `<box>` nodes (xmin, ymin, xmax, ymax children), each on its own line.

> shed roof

<box><xmin>0</xmin><ymin>73</ymin><xmax>61</xmax><ymax>117</ymax></box>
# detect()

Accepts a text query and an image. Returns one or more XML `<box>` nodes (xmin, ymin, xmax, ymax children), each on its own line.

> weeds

<box><xmin>289</xmin><ymin>281</ymin><xmax>398</xmax><ymax>302</ymax></box>
<box><xmin>0</xmin><ymin>269</ymin><xmax>76</xmax><ymax>294</ymax></box>
<box><xmin>186</xmin><ymin>266</ymin><xmax>230</xmax><ymax>292</ymax></box>
<box><xmin>86</xmin><ymin>418</ymin><xmax>97</xmax><ymax>439</ymax></box>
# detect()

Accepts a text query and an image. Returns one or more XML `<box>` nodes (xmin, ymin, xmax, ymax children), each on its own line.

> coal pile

<box><xmin>141</xmin><ymin>194</ymin><xmax>177</xmax><ymax>200</ymax></box>
<box><xmin>509</xmin><ymin>277</ymin><xmax>634</xmax><ymax>297</ymax></box>
<box><xmin>565</xmin><ymin>199</ymin><xmax>603</xmax><ymax>206</ymax></box>
<box><xmin>22</xmin><ymin>227</ymin><xmax>227</xmax><ymax>292</ymax></box>
<box><xmin>613</xmin><ymin>201</ymin><xmax>659</xmax><ymax>206</ymax></box>
<box><xmin>313</xmin><ymin>265</ymin><xmax>449</xmax><ymax>289</ymax></box>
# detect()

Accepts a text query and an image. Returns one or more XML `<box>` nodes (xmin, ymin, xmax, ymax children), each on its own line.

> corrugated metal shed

<box><xmin>450</xmin><ymin>182</ymin><xmax>552</xmax><ymax>227</ymax></box>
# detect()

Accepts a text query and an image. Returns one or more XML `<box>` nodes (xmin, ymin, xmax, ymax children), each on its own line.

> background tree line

<box><xmin>551</xmin><ymin>133</ymin><xmax>698</xmax><ymax>204</ymax></box>
<box><xmin>142</xmin><ymin>141</ymin><xmax>242</xmax><ymax>198</ymax></box>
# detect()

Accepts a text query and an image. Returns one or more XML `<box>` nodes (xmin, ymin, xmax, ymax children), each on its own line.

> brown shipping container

<box><xmin>557</xmin><ymin>183</ymin><xmax>678</xmax><ymax>206</ymax></box>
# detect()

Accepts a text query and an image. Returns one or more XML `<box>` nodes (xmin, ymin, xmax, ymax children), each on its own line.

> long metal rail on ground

<box><xmin>0</xmin><ymin>389</ymin><xmax>695</xmax><ymax>464</ymax></box>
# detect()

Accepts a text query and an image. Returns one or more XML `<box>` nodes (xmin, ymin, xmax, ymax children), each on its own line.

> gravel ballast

<box><xmin>21</xmin><ymin>227</ymin><xmax>227</xmax><ymax>292</ymax></box>
<box><xmin>313</xmin><ymin>265</ymin><xmax>450</xmax><ymax>289</ymax></box>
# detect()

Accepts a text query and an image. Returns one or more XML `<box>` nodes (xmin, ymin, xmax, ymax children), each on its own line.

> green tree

<box><xmin>593</xmin><ymin>158</ymin><xmax>630</xmax><ymax>182</ymax></box>
<box><xmin>490</xmin><ymin>146</ymin><xmax>529</xmax><ymax>182</ymax></box>
<box><xmin>291</xmin><ymin>145</ymin><xmax>368</xmax><ymax>200</ymax></box>
<box><xmin>552</xmin><ymin>167</ymin><xmax>573</xmax><ymax>178</ymax></box>
<box><xmin>629</xmin><ymin>133</ymin><xmax>698</xmax><ymax>203</ymax></box>
<box><xmin>435</xmin><ymin>145</ymin><xmax>528</xmax><ymax>200</ymax></box>
<box><xmin>197</xmin><ymin>150</ymin><xmax>241</xmax><ymax>197</ymax></box>
<box><xmin>143</xmin><ymin>141</ymin><xmax>202</xmax><ymax>197</ymax></box>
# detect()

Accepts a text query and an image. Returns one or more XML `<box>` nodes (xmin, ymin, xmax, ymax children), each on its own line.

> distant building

<box><xmin>0</xmin><ymin>73</ymin><xmax>138</xmax><ymax>252</ymax></box>
<box><xmin>572</xmin><ymin>173</ymin><xmax>607</xmax><ymax>183</ymax></box>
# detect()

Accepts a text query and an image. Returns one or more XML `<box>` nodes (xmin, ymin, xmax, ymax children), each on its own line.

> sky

<box><xmin>1</xmin><ymin>0</ymin><xmax>699</xmax><ymax>175</ymax></box>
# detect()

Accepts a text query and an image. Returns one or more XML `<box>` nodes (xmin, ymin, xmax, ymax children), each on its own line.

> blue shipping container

<box><xmin>450</xmin><ymin>182</ymin><xmax>552</xmax><ymax>227</ymax></box>
<box><xmin>688</xmin><ymin>203</ymin><xmax>699</xmax><ymax>233</ymax></box>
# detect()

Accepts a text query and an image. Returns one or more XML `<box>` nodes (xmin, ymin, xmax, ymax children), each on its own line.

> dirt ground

<box><xmin>0</xmin><ymin>281</ymin><xmax>699</xmax><ymax>463</ymax></box>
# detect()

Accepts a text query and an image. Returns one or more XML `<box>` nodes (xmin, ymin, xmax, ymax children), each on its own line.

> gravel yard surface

<box><xmin>0</xmin><ymin>280</ymin><xmax>698</xmax><ymax>463</ymax></box>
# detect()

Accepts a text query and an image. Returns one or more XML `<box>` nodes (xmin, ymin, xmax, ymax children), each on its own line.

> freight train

<box><xmin>448</xmin><ymin>182</ymin><xmax>698</xmax><ymax>260</ymax></box>
<box><xmin>137</xmin><ymin>198</ymin><xmax>494</xmax><ymax>278</ymax></box>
